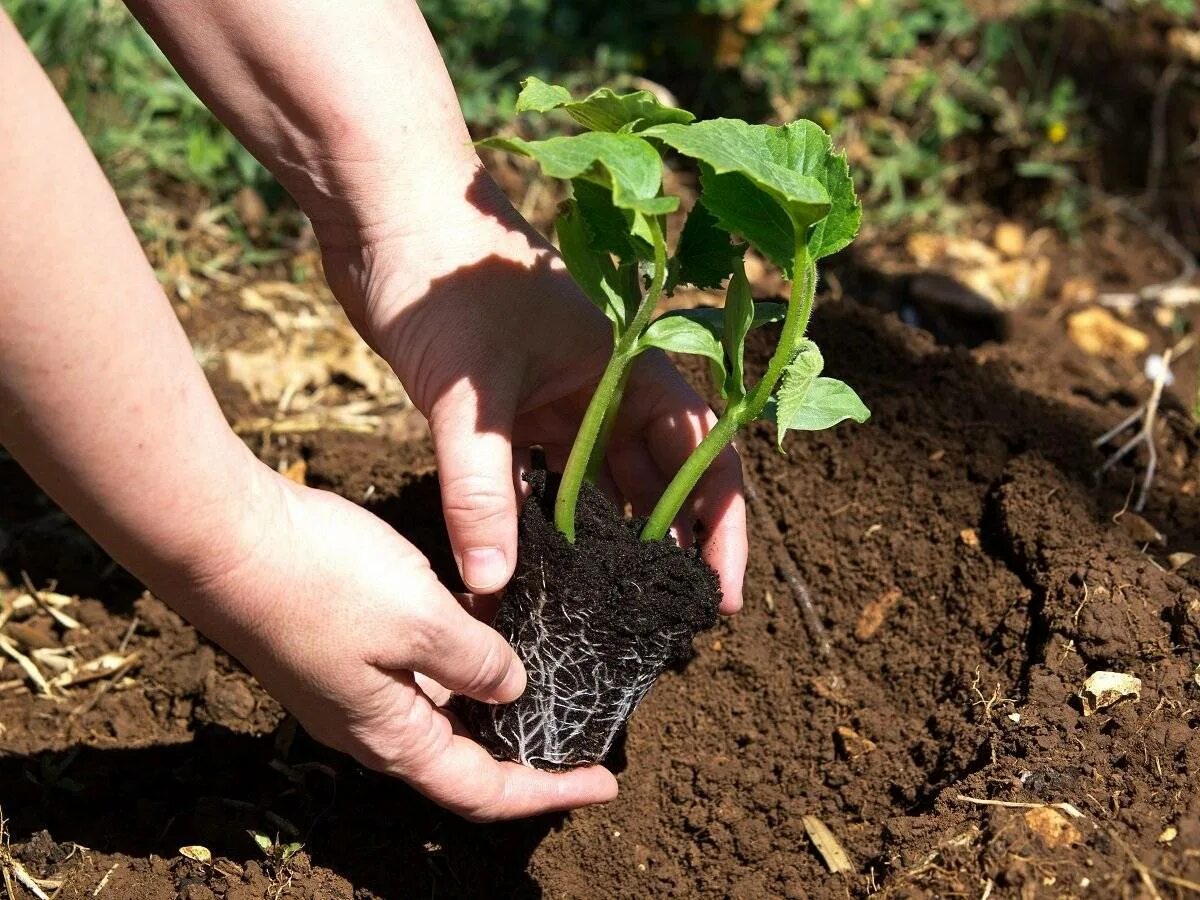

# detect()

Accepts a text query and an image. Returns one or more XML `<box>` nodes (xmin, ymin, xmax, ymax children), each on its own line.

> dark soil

<box><xmin>2</xmin><ymin>294</ymin><xmax>1199</xmax><ymax>898</ymax></box>
<box><xmin>457</xmin><ymin>471</ymin><xmax>720</xmax><ymax>770</ymax></box>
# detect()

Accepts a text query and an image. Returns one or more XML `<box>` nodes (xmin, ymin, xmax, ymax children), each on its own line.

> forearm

<box><xmin>0</xmin><ymin>15</ymin><xmax>265</xmax><ymax>596</ymax></box>
<box><xmin>123</xmin><ymin>0</ymin><xmax>485</xmax><ymax>243</ymax></box>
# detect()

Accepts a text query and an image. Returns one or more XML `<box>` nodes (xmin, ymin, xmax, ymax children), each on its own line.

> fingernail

<box><xmin>462</xmin><ymin>547</ymin><xmax>507</xmax><ymax>593</ymax></box>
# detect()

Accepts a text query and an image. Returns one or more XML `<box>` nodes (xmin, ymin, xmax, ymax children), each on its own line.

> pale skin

<box><xmin>0</xmin><ymin>3</ymin><xmax>748</xmax><ymax>820</ymax></box>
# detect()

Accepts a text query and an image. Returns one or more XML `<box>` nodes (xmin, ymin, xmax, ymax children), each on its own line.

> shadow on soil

<box><xmin>0</xmin><ymin>726</ymin><xmax>562</xmax><ymax>899</ymax></box>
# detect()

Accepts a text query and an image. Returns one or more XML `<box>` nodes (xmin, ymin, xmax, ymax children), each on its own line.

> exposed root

<box><xmin>475</xmin><ymin>579</ymin><xmax>681</xmax><ymax>768</ymax></box>
<box><xmin>1093</xmin><ymin>345</ymin><xmax>1182</xmax><ymax>512</ymax></box>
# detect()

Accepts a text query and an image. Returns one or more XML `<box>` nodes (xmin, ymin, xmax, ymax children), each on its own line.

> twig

<box><xmin>955</xmin><ymin>795</ymin><xmax>1085</xmax><ymax>819</ymax></box>
<box><xmin>20</xmin><ymin>571</ymin><xmax>82</xmax><ymax>631</ymax></box>
<box><xmin>68</xmin><ymin>652</ymin><xmax>141</xmax><ymax>721</ymax></box>
<box><xmin>738</xmin><ymin>453</ymin><xmax>832</xmax><ymax>657</ymax></box>
<box><xmin>0</xmin><ymin>633</ymin><xmax>54</xmax><ymax>697</ymax></box>
<box><xmin>93</xmin><ymin>863</ymin><xmax>120</xmax><ymax>896</ymax></box>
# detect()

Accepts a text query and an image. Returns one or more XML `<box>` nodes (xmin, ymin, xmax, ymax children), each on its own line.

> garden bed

<box><xmin>1</xmin><ymin>284</ymin><xmax>1198</xmax><ymax>897</ymax></box>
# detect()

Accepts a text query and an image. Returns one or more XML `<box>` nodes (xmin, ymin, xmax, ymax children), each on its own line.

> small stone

<box><xmin>1067</xmin><ymin>308</ymin><xmax>1149</xmax><ymax>357</ymax></box>
<box><xmin>1080</xmin><ymin>670</ymin><xmax>1142</xmax><ymax>717</ymax></box>
<box><xmin>959</xmin><ymin>528</ymin><xmax>981</xmax><ymax>549</ymax></box>
<box><xmin>1024</xmin><ymin>806</ymin><xmax>1081</xmax><ymax>848</ymax></box>
<box><xmin>993</xmin><ymin>222</ymin><xmax>1027</xmax><ymax>258</ymax></box>
<box><xmin>1159</xmin><ymin>825</ymin><xmax>1178</xmax><ymax>843</ymax></box>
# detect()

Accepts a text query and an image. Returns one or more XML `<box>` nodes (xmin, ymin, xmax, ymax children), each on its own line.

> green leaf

<box><xmin>805</xmin><ymin>135</ymin><xmax>862</xmax><ymax>261</ymax></box>
<box><xmin>669</xmin><ymin>200</ymin><xmax>743</xmax><ymax>292</ymax></box>
<box><xmin>639</xmin><ymin>313</ymin><xmax>725</xmax><ymax>368</ymax></box>
<box><xmin>555</xmin><ymin>200</ymin><xmax>625</xmax><ymax>329</ymax></box>
<box><xmin>571</xmin><ymin>178</ymin><xmax>647</xmax><ymax>261</ymax></box>
<box><xmin>515</xmin><ymin>77</ymin><xmax>572</xmax><ymax>113</ymax></box>
<box><xmin>723</xmin><ymin>264</ymin><xmax>755</xmax><ymax>401</ymax></box>
<box><xmin>477</xmin><ymin>132</ymin><xmax>678</xmax><ymax>215</ymax></box>
<box><xmin>515</xmin><ymin>77</ymin><xmax>694</xmax><ymax>133</ymax></box>
<box><xmin>773</xmin><ymin>341</ymin><xmax>825</xmax><ymax>448</ymax></box>
<box><xmin>644</xmin><ymin>119</ymin><xmax>860</xmax><ymax>271</ymax></box>
<box><xmin>643</xmin><ymin>119</ymin><xmax>831</xmax><ymax>272</ymax></box>
<box><xmin>249</xmin><ymin>831</ymin><xmax>273</xmax><ymax>854</ymax></box>
<box><xmin>771</xmin><ymin>348</ymin><xmax>870</xmax><ymax>444</ymax></box>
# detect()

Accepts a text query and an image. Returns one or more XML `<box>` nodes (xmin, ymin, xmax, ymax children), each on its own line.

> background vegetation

<box><xmin>5</xmin><ymin>0</ymin><xmax>1198</xmax><ymax>235</ymax></box>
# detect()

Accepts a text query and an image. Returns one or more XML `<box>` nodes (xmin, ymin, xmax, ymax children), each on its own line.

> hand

<box><xmin>318</xmin><ymin>171</ymin><xmax>748</xmax><ymax>609</ymax></box>
<box><xmin>174</xmin><ymin>467</ymin><xmax>618</xmax><ymax>821</ymax></box>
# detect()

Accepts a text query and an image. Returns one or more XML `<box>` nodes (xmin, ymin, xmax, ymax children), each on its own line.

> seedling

<box><xmin>463</xmin><ymin>79</ymin><xmax>868</xmax><ymax>769</ymax></box>
<box><xmin>480</xmin><ymin>78</ymin><xmax>868</xmax><ymax>543</ymax></box>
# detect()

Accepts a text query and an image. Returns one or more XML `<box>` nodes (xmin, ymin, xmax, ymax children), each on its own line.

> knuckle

<box><xmin>439</xmin><ymin>473</ymin><xmax>513</xmax><ymax>526</ymax></box>
<box><xmin>460</xmin><ymin>636</ymin><xmax>514</xmax><ymax>697</ymax></box>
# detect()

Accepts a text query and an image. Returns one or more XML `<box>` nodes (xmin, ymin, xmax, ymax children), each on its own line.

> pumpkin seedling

<box><xmin>461</xmin><ymin>79</ymin><xmax>868</xmax><ymax>769</ymax></box>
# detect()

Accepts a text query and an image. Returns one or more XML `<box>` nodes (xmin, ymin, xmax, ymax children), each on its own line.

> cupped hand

<box><xmin>319</xmin><ymin>172</ymin><xmax>748</xmax><ymax>610</ymax></box>
<box><xmin>175</xmin><ymin>470</ymin><xmax>617</xmax><ymax>821</ymax></box>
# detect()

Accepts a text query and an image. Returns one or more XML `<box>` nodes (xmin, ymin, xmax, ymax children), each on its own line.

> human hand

<box><xmin>171</xmin><ymin>468</ymin><xmax>618</xmax><ymax>821</ymax></box>
<box><xmin>317</xmin><ymin>172</ymin><xmax>748</xmax><ymax>609</ymax></box>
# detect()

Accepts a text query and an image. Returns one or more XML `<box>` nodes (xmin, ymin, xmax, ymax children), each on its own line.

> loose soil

<box><xmin>2</xmin><ymin>289</ymin><xmax>1200</xmax><ymax>898</ymax></box>
<box><xmin>458</xmin><ymin>471</ymin><xmax>720</xmax><ymax>770</ymax></box>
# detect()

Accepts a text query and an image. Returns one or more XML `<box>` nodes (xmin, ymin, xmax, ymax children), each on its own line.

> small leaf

<box><xmin>723</xmin><ymin>264</ymin><xmax>755</xmax><ymax>401</ymax></box>
<box><xmin>515</xmin><ymin>77</ymin><xmax>694</xmax><ymax>132</ymax></box>
<box><xmin>669</xmin><ymin>200</ymin><xmax>743</xmax><ymax>291</ymax></box>
<box><xmin>515</xmin><ymin>77</ymin><xmax>573</xmax><ymax>113</ymax></box>
<box><xmin>180</xmin><ymin>846</ymin><xmax>212</xmax><ymax>864</ymax></box>
<box><xmin>249</xmin><ymin>831</ymin><xmax>274</xmax><ymax>854</ymax></box>
<box><xmin>640</xmin><ymin>312</ymin><xmax>726</xmax><ymax>372</ymax></box>
<box><xmin>477</xmin><ymin>132</ymin><xmax>678</xmax><ymax>215</ymax></box>
<box><xmin>665</xmin><ymin>302</ymin><xmax>786</xmax><ymax>334</ymax></box>
<box><xmin>556</xmin><ymin>200</ymin><xmax>625</xmax><ymax>329</ymax></box>
<box><xmin>776</xmin><ymin>377</ymin><xmax>870</xmax><ymax>437</ymax></box>
<box><xmin>773</xmin><ymin>341</ymin><xmax>826</xmax><ymax>448</ymax></box>
<box><xmin>281</xmin><ymin>843</ymin><xmax>304</xmax><ymax>862</ymax></box>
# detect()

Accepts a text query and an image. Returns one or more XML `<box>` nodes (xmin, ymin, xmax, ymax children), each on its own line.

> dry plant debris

<box><xmin>1080</xmin><ymin>670</ymin><xmax>1142</xmax><ymax>716</ymax></box>
<box><xmin>854</xmin><ymin>587</ymin><xmax>903</xmax><ymax>641</ymax></box>
<box><xmin>802</xmin><ymin>815</ymin><xmax>853</xmax><ymax>874</ymax></box>
<box><xmin>1067</xmin><ymin>307</ymin><xmax>1150</xmax><ymax>357</ymax></box>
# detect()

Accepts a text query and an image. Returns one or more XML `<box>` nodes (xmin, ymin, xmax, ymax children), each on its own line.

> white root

<box><xmin>479</xmin><ymin>583</ymin><xmax>686</xmax><ymax>768</ymax></box>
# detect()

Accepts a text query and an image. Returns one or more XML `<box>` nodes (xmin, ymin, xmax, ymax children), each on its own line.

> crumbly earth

<box><xmin>457</xmin><ymin>472</ymin><xmax>721</xmax><ymax>770</ymax></box>
<box><xmin>1</xmin><ymin>297</ymin><xmax>1198</xmax><ymax>898</ymax></box>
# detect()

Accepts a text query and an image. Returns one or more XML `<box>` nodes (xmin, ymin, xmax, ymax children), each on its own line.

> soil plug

<box><xmin>458</xmin><ymin>78</ymin><xmax>866</xmax><ymax>769</ymax></box>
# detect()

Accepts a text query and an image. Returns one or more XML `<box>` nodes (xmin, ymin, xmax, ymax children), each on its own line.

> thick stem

<box><xmin>585</xmin><ymin>366</ymin><xmax>631</xmax><ymax>481</ymax></box>
<box><xmin>554</xmin><ymin>217</ymin><xmax>669</xmax><ymax>541</ymax></box>
<box><xmin>641</xmin><ymin>243</ymin><xmax>816</xmax><ymax>542</ymax></box>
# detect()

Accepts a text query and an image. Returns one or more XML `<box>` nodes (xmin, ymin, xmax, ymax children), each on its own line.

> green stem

<box><xmin>641</xmin><ymin>244</ymin><xmax>816</xmax><ymax>542</ymax></box>
<box><xmin>554</xmin><ymin>218</ymin><xmax>669</xmax><ymax>542</ymax></box>
<box><xmin>586</xmin><ymin>366</ymin><xmax>631</xmax><ymax>481</ymax></box>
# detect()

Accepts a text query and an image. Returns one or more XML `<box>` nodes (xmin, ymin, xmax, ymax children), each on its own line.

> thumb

<box><xmin>430</xmin><ymin>390</ymin><xmax>518</xmax><ymax>594</ymax></box>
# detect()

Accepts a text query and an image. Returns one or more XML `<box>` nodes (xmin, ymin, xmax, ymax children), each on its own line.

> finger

<box><xmin>693</xmin><ymin>445</ymin><xmax>748</xmax><ymax>614</ymax></box>
<box><xmin>431</xmin><ymin>389</ymin><xmax>519</xmax><ymax>594</ymax></box>
<box><xmin>360</xmin><ymin>673</ymin><xmax>619</xmax><ymax>821</ymax></box>
<box><xmin>371</xmin><ymin>586</ymin><xmax>526</xmax><ymax>704</ymax></box>
<box><xmin>406</xmin><ymin>734</ymin><xmax>619</xmax><ymax>822</ymax></box>
<box><xmin>607</xmin><ymin>436</ymin><xmax>664</xmax><ymax>517</ymax></box>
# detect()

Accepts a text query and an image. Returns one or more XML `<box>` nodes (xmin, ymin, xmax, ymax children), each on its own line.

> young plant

<box><xmin>480</xmin><ymin>78</ymin><xmax>868</xmax><ymax>543</ymax></box>
<box><xmin>461</xmin><ymin>79</ymin><xmax>868</xmax><ymax>770</ymax></box>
